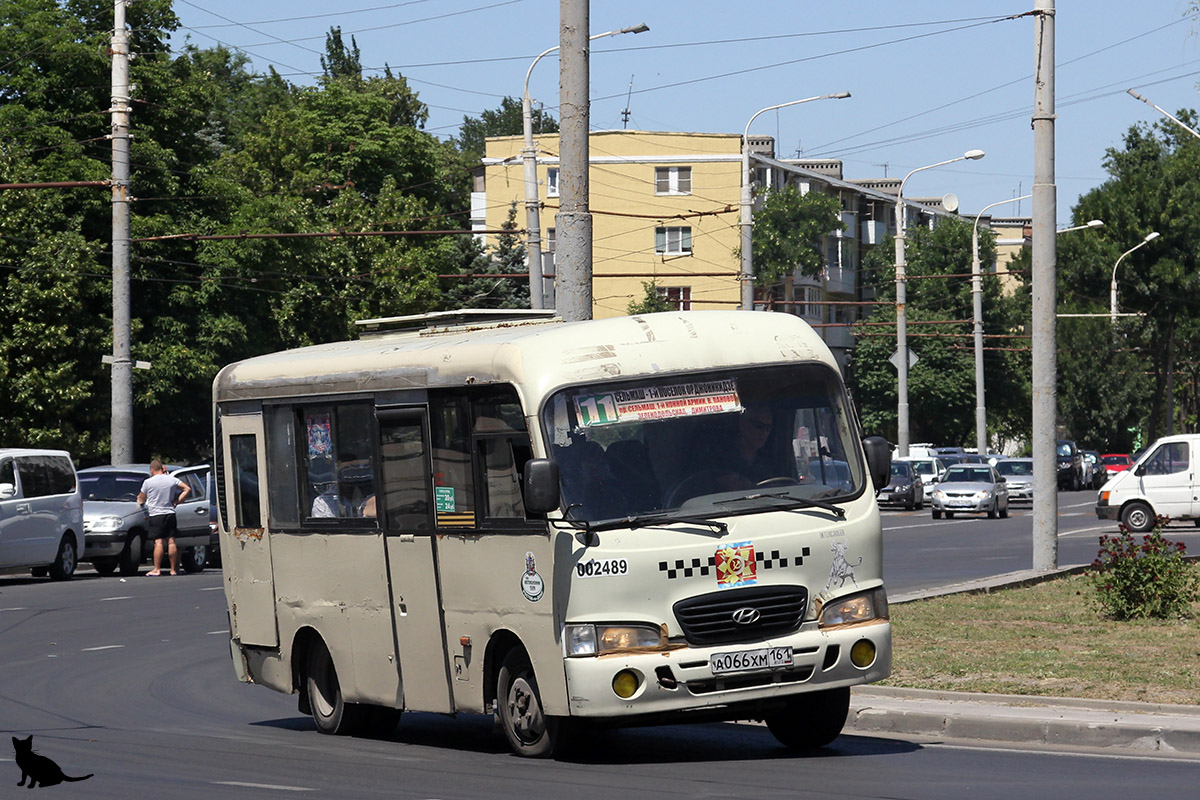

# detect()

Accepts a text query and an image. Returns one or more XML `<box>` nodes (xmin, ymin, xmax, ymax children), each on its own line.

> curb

<box><xmin>847</xmin><ymin>685</ymin><xmax>1200</xmax><ymax>755</ymax></box>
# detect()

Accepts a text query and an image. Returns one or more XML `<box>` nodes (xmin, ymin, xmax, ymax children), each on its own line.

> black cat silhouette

<box><xmin>12</xmin><ymin>735</ymin><xmax>93</xmax><ymax>788</ymax></box>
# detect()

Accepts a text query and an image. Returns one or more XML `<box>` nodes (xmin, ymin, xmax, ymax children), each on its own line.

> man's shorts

<box><xmin>148</xmin><ymin>513</ymin><xmax>178</xmax><ymax>540</ymax></box>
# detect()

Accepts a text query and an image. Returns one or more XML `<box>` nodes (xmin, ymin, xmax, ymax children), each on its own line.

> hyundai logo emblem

<box><xmin>731</xmin><ymin>607</ymin><xmax>761</xmax><ymax>625</ymax></box>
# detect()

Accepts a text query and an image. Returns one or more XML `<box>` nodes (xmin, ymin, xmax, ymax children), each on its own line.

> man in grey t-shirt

<box><xmin>137</xmin><ymin>460</ymin><xmax>190</xmax><ymax>576</ymax></box>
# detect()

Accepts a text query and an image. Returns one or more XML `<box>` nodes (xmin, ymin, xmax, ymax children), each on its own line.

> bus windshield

<box><xmin>541</xmin><ymin>364</ymin><xmax>864</xmax><ymax>522</ymax></box>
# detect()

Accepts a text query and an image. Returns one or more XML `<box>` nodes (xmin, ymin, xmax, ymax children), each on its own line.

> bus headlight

<box><xmin>565</xmin><ymin>624</ymin><xmax>665</xmax><ymax>656</ymax></box>
<box><xmin>818</xmin><ymin>587</ymin><xmax>889</xmax><ymax>628</ymax></box>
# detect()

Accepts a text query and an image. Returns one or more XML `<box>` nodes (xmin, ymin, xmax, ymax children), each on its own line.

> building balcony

<box><xmin>824</xmin><ymin>266</ymin><xmax>856</xmax><ymax>296</ymax></box>
<box><xmin>821</xmin><ymin>325</ymin><xmax>856</xmax><ymax>351</ymax></box>
<box><xmin>861</xmin><ymin>220</ymin><xmax>888</xmax><ymax>245</ymax></box>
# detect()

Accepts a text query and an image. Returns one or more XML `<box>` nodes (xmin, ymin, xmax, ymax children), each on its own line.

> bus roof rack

<box><xmin>355</xmin><ymin>308</ymin><xmax>560</xmax><ymax>336</ymax></box>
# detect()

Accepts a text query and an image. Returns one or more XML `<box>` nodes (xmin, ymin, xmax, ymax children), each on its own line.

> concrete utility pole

<box><xmin>1031</xmin><ymin>0</ymin><xmax>1057</xmax><ymax>571</ymax></box>
<box><xmin>556</xmin><ymin>0</ymin><xmax>592</xmax><ymax>322</ymax></box>
<box><xmin>110</xmin><ymin>0</ymin><xmax>134</xmax><ymax>464</ymax></box>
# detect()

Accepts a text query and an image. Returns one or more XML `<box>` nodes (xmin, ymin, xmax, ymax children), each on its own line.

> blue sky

<box><xmin>168</xmin><ymin>1</ymin><xmax>1200</xmax><ymax>226</ymax></box>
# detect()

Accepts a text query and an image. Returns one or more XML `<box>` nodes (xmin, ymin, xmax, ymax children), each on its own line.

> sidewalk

<box><xmin>849</xmin><ymin>567</ymin><xmax>1200</xmax><ymax>756</ymax></box>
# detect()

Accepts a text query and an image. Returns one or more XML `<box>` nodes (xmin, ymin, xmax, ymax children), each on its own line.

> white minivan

<box><xmin>1095</xmin><ymin>434</ymin><xmax>1200</xmax><ymax>532</ymax></box>
<box><xmin>0</xmin><ymin>449</ymin><xmax>85</xmax><ymax>580</ymax></box>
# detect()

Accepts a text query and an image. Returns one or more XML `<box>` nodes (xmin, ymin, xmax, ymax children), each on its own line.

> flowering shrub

<box><xmin>1089</xmin><ymin>517</ymin><xmax>1199</xmax><ymax>620</ymax></box>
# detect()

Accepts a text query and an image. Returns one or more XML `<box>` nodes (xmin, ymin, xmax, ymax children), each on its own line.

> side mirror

<box><xmin>1134</xmin><ymin>464</ymin><xmax>1146</xmax><ymax>477</ymax></box>
<box><xmin>862</xmin><ymin>436</ymin><xmax>891</xmax><ymax>491</ymax></box>
<box><xmin>523</xmin><ymin>458</ymin><xmax>561</xmax><ymax>514</ymax></box>
<box><xmin>0</xmin><ymin>482</ymin><xmax>15</xmax><ymax>500</ymax></box>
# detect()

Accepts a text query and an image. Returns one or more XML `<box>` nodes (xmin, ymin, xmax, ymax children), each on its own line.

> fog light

<box><xmin>612</xmin><ymin>669</ymin><xmax>641</xmax><ymax>699</ymax></box>
<box><xmin>850</xmin><ymin>639</ymin><xmax>876</xmax><ymax>668</ymax></box>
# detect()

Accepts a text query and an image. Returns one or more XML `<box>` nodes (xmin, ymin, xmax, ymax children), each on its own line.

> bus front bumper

<box><xmin>562</xmin><ymin>620</ymin><xmax>890</xmax><ymax>720</ymax></box>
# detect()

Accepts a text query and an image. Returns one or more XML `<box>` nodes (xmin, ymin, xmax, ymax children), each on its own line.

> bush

<box><xmin>1089</xmin><ymin>518</ymin><xmax>1200</xmax><ymax>620</ymax></box>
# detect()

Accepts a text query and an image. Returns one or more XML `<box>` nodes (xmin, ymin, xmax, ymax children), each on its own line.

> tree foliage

<box><xmin>847</xmin><ymin>216</ymin><xmax>1030</xmax><ymax>450</ymax></box>
<box><xmin>0</xmin><ymin>2</ymin><xmax>494</xmax><ymax>463</ymax></box>
<box><xmin>453</xmin><ymin>95</ymin><xmax>558</xmax><ymax>162</ymax></box>
<box><xmin>750</xmin><ymin>186</ymin><xmax>843</xmax><ymax>292</ymax></box>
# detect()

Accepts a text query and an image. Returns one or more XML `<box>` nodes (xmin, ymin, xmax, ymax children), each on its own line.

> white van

<box><xmin>0</xmin><ymin>449</ymin><xmax>85</xmax><ymax>580</ymax></box>
<box><xmin>1095</xmin><ymin>434</ymin><xmax>1200</xmax><ymax>532</ymax></box>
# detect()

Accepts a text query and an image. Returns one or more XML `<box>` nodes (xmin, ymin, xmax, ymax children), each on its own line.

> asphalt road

<box><xmin>878</xmin><ymin>488</ymin><xmax>1200</xmax><ymax>596</ymax></box>
<box><xmin>3</xmin><ymin>497</ymin><xmax>1200</xmax><ymax>797</ymax></box>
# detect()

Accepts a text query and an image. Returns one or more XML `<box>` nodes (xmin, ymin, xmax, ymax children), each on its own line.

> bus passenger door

<box><xmin>378</xmin><ymin>410</ymin><xmax>454</xmax><ymax>713</ymax></box>
<box><xmin>220</xmin><ymin>413</ymin><xmax>278</xmax><ymax>648</ymax></box>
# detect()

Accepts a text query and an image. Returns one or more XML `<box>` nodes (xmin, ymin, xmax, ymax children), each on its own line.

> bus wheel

<box><xmin>497</xmin><ymin>649</ymin><xmax>563</xmax><ymax>758</ymax></box>
<box><xmin>1121</xmin><ymin>501</ymin><xmax>1154</xmax><ymax>533</ymax></box>
<box><xmin>765</xmin><ymin>687</ymin><xmax>850</xmax><ymax>750</ymax></box>
<box><xmin>306</xmin><ymin>640</ymin><xmax>365</xmax><ymax>735</ymax></box>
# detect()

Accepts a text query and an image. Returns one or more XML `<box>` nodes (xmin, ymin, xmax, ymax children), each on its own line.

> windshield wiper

<box><xmin>716</xmin><ymin>491</ymin><xmax>846</xmax><ymax>519</ymax></box>
<box><xmin>555</xmin><ymin>512</ymin><xmax>728</xmax><ymax>534</ymax></box>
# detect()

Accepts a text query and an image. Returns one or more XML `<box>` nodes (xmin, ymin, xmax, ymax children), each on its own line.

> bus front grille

<box><xmin>672</xmin><ymin>585</ymin><xmax>808</xmax><ymax>645</ymax></box>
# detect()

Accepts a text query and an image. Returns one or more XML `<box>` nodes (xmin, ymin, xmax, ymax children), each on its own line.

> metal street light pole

<box><xmin>740</xmin><ymin>92</ymin><xmax>850</xmax><ymax>311</ymax></box>
<box><xmin>1056</xmin><ymin>219</ymin><xmax>1103</xmax><ymax>235</ymax></box>
<box><xmin>894</xmin><ymin>149</ymin><xmax>985</xmax><ymax>458</ymax></box>
<box><xmin>971</xmin><ymin>194</ymin><xmax>1031</xmax><ymax>456</ymax></box>
<box><xmin>1110</xmin><ymin>231</ymin><xmax>1160</xmax><ymax>325</ymax></box>
<box><xmin>522</xmin><ymin>22</ymin><xmax>647</xmax><ymax>310</ymax></box>
<box><xmin>1127</xmin><ymin>89</ymin><xmax>1200</xmax><ymax>140</ymax></box>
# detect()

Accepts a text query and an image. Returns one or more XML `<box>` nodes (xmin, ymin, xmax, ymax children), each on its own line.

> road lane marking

<box><xmin>0</xmin><ymin>607</ymin><xmax>28</xmax><ymax>612</ymax></box>
<box><xmin>81</xmin><ymin>645</ymin><xmax>125</xmax><ymax>652</ymax></box>
<box><xmin>207</xmin><ymin>630</ymin><xmax>228</xmax><ymax>635</ymax></box>
<box><xmin>200</xmin><ymin>586</ymin><xmax>223</xmax><ymax>592</ymax></box>
<box><xmin>100</xmin><ymin>596</ymin><xmax>134</xmax><ymax>601</ymax></box>
<box><xmin>213</xmin><ymin>781</ymin><xmax>314</xmax><ymax>792</ymax></box>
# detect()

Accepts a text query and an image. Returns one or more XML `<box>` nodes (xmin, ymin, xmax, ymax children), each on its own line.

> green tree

<box><xmin>627</xmin><ymin>280</ymin><xmax>675</xmax><ymax>315</ymax></box>
<box><xmin>1063</xmin><ymin>113</ymin><xmax>1200</xmax><ymax>444</ymax></box>
<box><xmin>442</xmin><ymin>203</ymin><xmax>530</xmax><ymax>309</ymax></box>
<box><xmin>453</xmin><ymin>96</ymin><xmax>558</xmax><ymax>162</ymax></box>
<box><xmin>847</xmin><ymin>217</ymin><xmax>1030</xmax><ymax>449</ymax></box>
<box><xmin>750</xmin><ymin>186</ymin><xmax>843</xmax><ymax>296</ymax></box>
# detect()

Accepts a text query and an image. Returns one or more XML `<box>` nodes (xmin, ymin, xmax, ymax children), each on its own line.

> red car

<box><xmin>1101</xmin><ymin>453</ymin><xmax>1133</xmax><ymax>481</ymax></box>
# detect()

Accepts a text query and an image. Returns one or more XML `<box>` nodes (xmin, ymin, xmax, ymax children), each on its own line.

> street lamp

<box><xmin>1057</xmin><ymin>219</ymin><xmax>1103</xmax><ymax>235</ymax></box>
<box><xmin>894</xmin><ymin>149</ymin><xmax>985</xmax><ymax>457</ymax></box>
<box><xmin>740</xmin><ymin>92</ymin><xmax>851</xmax><ymax>311</ymax></box>
<box><xmin>522</xmin><ymin>23</ymin><xmax>649</xmax><ymax>309</ymax></box>
<box><xmin>1127</xmin><ymin>89</ymin><xmax>1200</xmax><ymax>140</ymax></box>
<box><xmin>970</xmin><ymin>194</ymin><xmax>1031</xmax><ymax>456</ymax></box>
<box><xmin>1110</xmin><ymin>231</ymin><xmax>1160</xmax><ymax>325</ymax></box>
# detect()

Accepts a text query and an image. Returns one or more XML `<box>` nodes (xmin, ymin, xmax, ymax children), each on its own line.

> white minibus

<box><xmin>214</xmin><ymin>310</ymin><xmax>892</xmax><ymax>757</ymax></box>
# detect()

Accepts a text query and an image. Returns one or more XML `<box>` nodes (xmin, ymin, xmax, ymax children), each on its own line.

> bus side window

<box><xmin>430</xmin><ymin>396</ymin><xmax>476</xmax><ymax>528</ymax></box>
<box><xmin>230</xmin><ymin>434</ymin><xmax>261</xmax><ymax>528</ymax></box>
<box><xmin>473</xmin><ymin>392</ymin><xmax>534</xmax><ymax>523</ymax></box>
<box><xmin>379</xmin><ymin>415</ymin><xmax>430</xmax><ymax>531</ymax></box>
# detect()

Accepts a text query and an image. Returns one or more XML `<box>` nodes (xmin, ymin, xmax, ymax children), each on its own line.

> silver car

<box><xmin>79</xmin><ymin>463</ymin><xmax>213</xmax><ymax>576</ymax></box>
<box><xmin>993</xmin><ymin>458</ymin><xmax>1033</xmax><ymax>503</ymax></box>
<box><xmin>930</xmin><ymin>464</ymin><xmax>1009</xmax><ymax>519</ymax></box>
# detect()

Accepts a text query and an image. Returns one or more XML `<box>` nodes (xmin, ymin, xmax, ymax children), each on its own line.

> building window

<box><xmin>546</xmin><ymin>168</ymin><xmax>559</xmax><ymax>197</ymax></box>
<box><xmin>797</xmin><ymin>286</ymin><xmax>822</xmax><ymax>319</ymax></box>
<box><xmin>545</xmin><ymin>227</ymin><xmax>555</xmax><ymax>254</ymax></box>
<box><xmin>654</xmin><ymin>166</ymin><xmax>692</xmax><ymax>195</ymax></box>
<box><xmin>656</xmin><ymin>286</ymin><xmax>692</xmax><ymax>311</ymax></box>
<box><xmin>654</xmin><ymin>226</ymin><xmax>692</xmax><ymax>256</ymax></box>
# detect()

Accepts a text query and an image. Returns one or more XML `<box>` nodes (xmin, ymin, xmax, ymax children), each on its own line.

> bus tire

<box><xmin>765</xmin><ymin>687</ymin><xmax>850</xmax><ymax>750</ymax></box>
<box><xmin>305</xmin><ymin>639</ymin><xmax>366</xmax><ymax>736</ymax></box>
<box><xmin>497</xmin><ymin>649</ymin><xmax>564</xmax><ymax>758</ymax></box>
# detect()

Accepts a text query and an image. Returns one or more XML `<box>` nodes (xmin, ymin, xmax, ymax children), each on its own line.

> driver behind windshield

<box><xmin>693</xmin><ymin>402</ymin><xmax>778</xmax><ymax>492</ymax></box>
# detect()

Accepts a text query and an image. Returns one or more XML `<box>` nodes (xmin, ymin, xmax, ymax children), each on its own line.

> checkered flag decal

<box><xmin>659</xmin><ymin>546</ymin><xmax>810</xmax><ymax>579</ymax></box>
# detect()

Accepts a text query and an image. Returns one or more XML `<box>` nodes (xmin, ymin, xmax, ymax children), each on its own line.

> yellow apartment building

<box><xmin>477</xmin><ymin>130</ymin><xmax>978</xmax><ymax>371</ymax></box>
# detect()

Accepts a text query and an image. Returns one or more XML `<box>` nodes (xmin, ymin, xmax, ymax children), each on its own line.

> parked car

<box><xmin>0</xmin><ymin>449</ymin><xmax>84</xmax><ymax>580</ymax></box>
<box><xmin>1081</xmin><ymin>450</ymin><xmax>1105</xmax><ymax>489</ymax></box>
<box><xmin>1101</xmin><ymin>453</ymin><xmax>1133</xmax><ymax>481</ymax></box>
<box><xmin>1097</xmin><ymin>434</ymin><xmax>1200</xmax><ymax>532</ymax></box>
<box><xmin>876</xmin><ymin>460</ymin><xmax>924</xmax><ymax>510</ymax></box>
<box><xmin>79</xmin><ymin>463</ymin><xmax>213</xmax><ymax>575</ymax></box>
<box><xmin>1056</xmin><ymin>439</ymin><xmax>1086</xmax><ymax>491</ymax></box>
<box><xmin>894</xmin><ymin>456</ymin><xmax>948</xmax><ymax>490</ymax></box>
<box><xmin>993</xmin><ymin>458</ymin><xmax>1034</xmax><ymax>503</ymax></box>
<box><xmin>930</xmin><ymin>464</ymin><xmax>1009</xmax><ymax>519</ymax></box>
